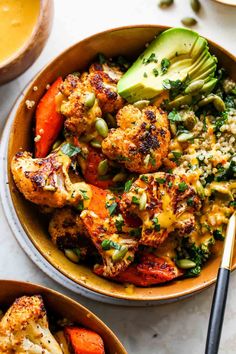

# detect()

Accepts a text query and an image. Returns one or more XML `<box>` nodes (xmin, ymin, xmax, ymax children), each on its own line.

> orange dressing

<box><xmin>0</xmin><ymin>0</ymin><xmax>40</xmax><ymax>64</ymax></box>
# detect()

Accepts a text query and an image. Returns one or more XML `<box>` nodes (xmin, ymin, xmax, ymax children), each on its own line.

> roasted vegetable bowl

<box><xmin>4</xmin><ymin>25</ymin><xmax>236</xmax><ymax>303</ymax></box>
<box><xmin>0</xmin><ymin>280</ymin><xmax>126</xmax><ymax>353</ymax></box>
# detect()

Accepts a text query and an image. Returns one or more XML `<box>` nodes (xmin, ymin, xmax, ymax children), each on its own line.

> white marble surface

<box><xmin>0</xmin><ymin>1</ymin><xmax>236</xmax><ymax>353</ymax></box>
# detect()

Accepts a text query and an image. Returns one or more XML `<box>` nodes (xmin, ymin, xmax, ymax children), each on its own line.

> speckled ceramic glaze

<box><xmin>0</xmin><ymin>280</ymin><xmax>127</xmax><ymax>354</ymax></box>
<box><xmin>0</xmin><ymin>0</ymin><xmax>54</xmax><ymax>85</ymax></box>
<box><xmin>4</xmin><ymin>25</ymin><xmax>236</xmax><ymax>304</ymax></box>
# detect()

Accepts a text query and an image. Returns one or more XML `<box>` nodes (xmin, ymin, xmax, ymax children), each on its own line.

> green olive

<box><xmin>65</xmin><ymin>249</ymin><xmax>80</xmax><ymax>263</ymax></box>
<box><xmin>177</xmin><ymin>132</ymin><xmax>194</xmax><ymax>142</ymax></box>
<box><xmin>176</xmin><ymin>259</ymin><xmax>196</xmax><ymax>269</ymax></box>
<box><xmin>112</xmin><ymin>172</ymin><xmax>127</xmax><ymax>183</ymax></box>
<box><xmin>112</xmin><ymin>246</ymin><xmax>128</xmax><ymax>262</ymax></box>
<box><xmin>133</xmin><ymin>100</ymin><xmax>150</xmax><ymax>110</ymax></box>
<box><xmin>84</xmin><ymin>92</ymin><xmax>96</xmax><ymax>108</ymax></box>
<box><xmin>97</xmin><ymin>159</ymin><xmax>109</xmax><ymax>176</ymax></box>
<box><xmin>95</xmin><ymin>118</ymin><xmax>109</xmax><ymax>138</ymax></box>
<box><xmin>90</xmin><ymin>139</ymin><xmax>102</xmax><ymax>149</ymax></box>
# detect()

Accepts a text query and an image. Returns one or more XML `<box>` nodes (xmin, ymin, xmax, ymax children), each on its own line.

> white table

<box><xmin>1</xmin><ymin>1</ymin><xmax>236</xmax><ymax>353</ymax></box>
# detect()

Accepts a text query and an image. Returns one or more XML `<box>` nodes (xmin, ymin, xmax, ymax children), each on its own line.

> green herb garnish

<box><xmin>106</xmin><ymin>202</ymin><xmax>117</xmax><ymax>216</ymax></box>
<box><xmin>161</xmin><ymin>58</ymin><xmax>170</xmax><ymax>74</ymax></box>
<box><xmin>178</xmin><ymin>182</ymin><xmax>188</xmax><ymax>192</ymax></box>
<box><xmin>61</xmin><ymin>143</ymin><xmax>81</xmax><ymax>157</ymax></box>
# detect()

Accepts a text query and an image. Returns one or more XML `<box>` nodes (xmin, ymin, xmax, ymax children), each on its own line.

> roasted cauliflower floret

<box><xmin>0</xmin><ymin>295</ymin><xmax>62</xmax><ymax>354</ymax></box>
<box><xmin>49</xmin><ymin>207</ymin><xmax>85</xmax><ymax>249</ymax></box>
<box><xmin>88</xmin><ymin>62</ymin><xmax>124</xmax><ymax>114</ymax></box>
<box><xmin>60</xmin><ymin>73</ymin><xmax>102</xmax><ymax>136</ymax></box>
<box><xmin>59</xmin><ymin>63</ymin><xmax>124</xmax><ymax>136</ymax></box>
<box><xmin>80</xmin><ymin>188</ymin><xmax>138</xmax><ymax>277</ymax></box>
<box><xmin>102</xmin><ymin>105</ymin><xmax>171</xmax><ymax>173</ymax></box>
<box><xmin>11</xmin><ymin>148</ymin><xmax>91</xmax><ymax>208</ymax></box>
<box><xmin>120</xmin><ymin>172</ymin><xmax>201</xmax><ymax>247</ymax></box>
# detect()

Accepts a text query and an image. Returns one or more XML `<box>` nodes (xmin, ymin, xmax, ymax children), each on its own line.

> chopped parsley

<box><xmin>161</xmin><ymin>58</ymin><xmax>170</xmax><ymax>74</ymax></box>
<box><xmin>106</xmin><ymin>201</ymin><xmax>117</xmax><ymax>216</ymax></box>
<box><xmin>140</xmin><ymin>175</ymin><xmax>148</xmax><ymax>183</ymax></box>
<box><xmin>214</xmin><ymin>111</ymin><xmax>228</xmax><ymax>132</ymax></box>
<box><xmin>172</xmin><ymin>151</ymin><xmax>182</xmax><ymax>162</ymax></box>
<box><xmin>79</xmin><ymin>189</ymin><xmax>89</xmax><ymax>200</ymax></box>
<box><xmin>178</xmin><ymin>182</ymin><xmax>188</xmax><ymax>192</ymax></box>
<box><xmin>132</xmin><ymin>196</ymin><xmax>140</xmax><ymax>205</ymax></box>
<box><xmin>115</xmin><ymin>214</ymin><xmax>124</xmax><ymax>233</ymax></box>
<box><xmin>101</xmin><ymin>239</ymin><xmax>121</xmax><ymax>251</ymax></box>
<box><xmin>187</xmin><ymin>197</ymin><xmax>194</xmax><ymax>206</ymax></box>
<box><xmin>61</xmin><ymin>143</ymin><xmax>81</xmax><ymax>157</ymax></box>
<box><xmin>213</xmin><ymin>229</ymin><xmax>224</xmax><ymax>241</ymax></box>
<box><xmin>127</xmin><ymin>256</ymin><xmax>134</xmax><ymax>261</ymax></box>
<box><xmin>142</xmin><ymin>53</ymin><xmax>158</xmax><ymax>65</ymax></box>
<box><xmin>168</xmin><ymin>181</ymin><xmax>173</xmax><ymax>188</ymax></box>
<box><xmin>124</xmin><ymin>179</ymin><xmax>133</xmax><ymax>192</ymax></box>
<box><xmin>162</xmin><ymin>79</ymin><xmax>182</xmax><ymax>90</ymax></box>
<box><xmin>155</xmin><ymin>177</ymin><xmax>166</xmax><ymax>184</ymax></box>
<box><xmin>129</xmin><ymin>228</ymin><xmax>142</xmax><ymax>237</ymax></box>
<box><xmin>76</xmin><ymin>200</ymin><xmax>84</xmax><ymax>211</ymax></box>
<box><xmin>152</xmin><ymin>217</ymin><xmax>161</xmax><ymax>231</ymax></box>
<box><xmin>153</xmin><ymin>68</ymin><xmax>159</xmax><ymax>77</ymax></box>
<box><xmin>168</xmin><ymin>109</ymin><xmax>183</xmax><ymax>122</ymax></box>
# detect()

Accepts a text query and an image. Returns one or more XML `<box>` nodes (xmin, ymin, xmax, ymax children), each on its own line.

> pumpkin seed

<box><xmin>168</xmin><ymin>94</ymin><xmax>192</xmax><ymax>108</ymax></box>
<box><xmin>105</xmin><ymin>113</ymin><xmax>117</xmax><ymax>128</ymax></box>
<box><xmin>133</xmin><ymin>100</ymin><xmax>150</xmax><ymax>110</ymax></box>
<box><xmin>112</xmin><ymin>246</ymin><xmax>128</xmax><ymax>262</ymax></box>
<box><xmin>112</xmin><ymin>172</ymin><xmax>127</xmax><ymax>183</ymax></box>
<box><xmin>139</xmin><ymin>192</ymin><xmax>147</xmax><ymax>211</ymax></box>
<box><xmin>197</xmin><ymin>95</ymin><xmax>215</xmax><ymax>107</ymax></box>
<box><xmin>158</xmin><ymin>0</ymin><xmax>174</xmax><ymax>8</ymax></box>
<box><xmin>190</xmin><ymin>0</ymin><xmax>201</xmax><ymax>13</ymax></box>
<box><xmin>97</xmin><ymin>159</ymin><xmax>109</xmax><ymax>176</ymax></box>
<box><xmin>52</xmin><ymin>140</ymin><xmax>62</xmax><ymax>150</ymax></box>
<box><xmin>65</xmin><ymin>249</ymin><xmax>80</xmax><ymax>263</ymax></box>
<box><xmin>80</xmin><ymin>133</ymin><xmax>94</xmax><ymax>143</ymax></box>
<box><xmin>170</xmin><ymin>122</ymin><xmax>177</xmax><ymax>135</ymax></box>
<box><xmin>176</xmin><ymin>259</ymin><xmax>196</xmax><ymax>269</ymax></box>
<box><xmin>90</xmin><ymin>139</ymin><xmax>101</xmax><ymax>149</ymax></box>
<box><xmin>213</xmin><ymin>95</ymin><xmax>226</xmax><ymax>112</ymax></box>
<box><xmin>84</xmin><ymin>92</ymin><xmax>95</xmax><ymax>108</ymax></box>
<box><xmin>185</xmin><ymin>80</ymin><xmax>205</xmax><ymax>94</ymax></box>
<box><xmin>95</xmin><ymin>118</ymin><xmax>109</xmax><ymax>138</ymax></box>
<box><xmin>181</xmin><ymin>17</ymin><xmax>197</xmax><ymax>27</ymax></box>
<box><xmin>177</xmin><ymin>132</ymin><xmax>194</xmax><ymax>142</ymax></box>
<box><xmin>183</xmin><ymin>115</ymin><xmax>198</xmax><ymax>131</ymax></box>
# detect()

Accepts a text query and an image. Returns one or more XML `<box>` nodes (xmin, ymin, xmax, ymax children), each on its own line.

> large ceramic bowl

<box><xmin>0</xmin><ymin>280</ymin><xmax>126</xmax><ymax>353</ymax></box>
<box><xmin>2</xmin><ymin>25</ymin><xmax>236</xmax><ymax>305</ymax></box>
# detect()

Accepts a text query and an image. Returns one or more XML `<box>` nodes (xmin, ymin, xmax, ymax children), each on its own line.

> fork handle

<box><xmin>205</xmin><ymin>267</ymin><xmax>230</xmax><ymax>354</ymax></box>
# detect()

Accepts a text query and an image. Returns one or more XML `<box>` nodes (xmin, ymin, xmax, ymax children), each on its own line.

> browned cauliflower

<box><xmin>59</xmin><ymin>63</ymin><xmax>124</xmax><ymax>136</ymax></box>
<box><xmin>102</xmin><ymin>105</ymin><xmax>171</xmax><ymax>173</ymax></box>
<box><xmin>11</xmin><ymin>148</ymin><xmax>92</xmax><ymax>208</ymax></box>
<box><xmin>0</xmin><ymin>295</ymin><xmax>62</xmax><ymax>353</ymax></box>
<box><xmin>60</xmin><ymin>73</ymin><xmax>102</xmax><ymax>136</ymax></box>
<box><xmin>120</xmin><ymin>172</ymin><xmax>201</xmax><ymax>247</ymax></box>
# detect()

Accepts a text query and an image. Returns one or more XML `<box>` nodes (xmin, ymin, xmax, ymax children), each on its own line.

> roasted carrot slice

<box><xmin>94</xmin><ymin>254</ymin><xmax>182</xmax><ymax>286</ymax></box>
<box><xmin>84</xmin><ymin>148</ymin><xmax>113</xmax><ymax>189</ymax></box>
<box><xmin>64</xmin><ymin>327</ymin><xmax>105</xmax><ymax>354</ymax></box>
<box><xmin>35</xmin><ymin>77</ymin><xmax>64</xmax><ymax>158</ymax></box>
<box><xmin>88</xmin><ymin>184</ymin><xmax>110</xmax><ymax>219</ymax></box>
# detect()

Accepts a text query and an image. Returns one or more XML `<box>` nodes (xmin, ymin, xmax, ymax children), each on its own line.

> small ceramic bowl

<box><xmin>0</xmin><ymin>280</ymin><xmax>127</xmax><ymax>354</ymax></box>
<box><xmin>3</xmin><ymin>25</ymin><xmax>236</xmax><ymax>304</ymax></box>
<box><xmin>0</xmin><ymin>0</ymin><xmax>54</xmax><ymax>85</ymax></box>
<box><xmin>213</xmin><ymin>0</ymin><xmax>236</xmax><ymax>6</ymax></box>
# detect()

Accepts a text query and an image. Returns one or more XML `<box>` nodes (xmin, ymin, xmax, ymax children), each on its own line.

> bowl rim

<box><xmin>0</xmin><ymin>279</ymin><xmax>127</xmax><ymax>353</ymax></box>
<box><xmin>4</xmin><ymin>24</ymin><xmax>236</xmax><ymax>303</ymax></box>
<box><xmin>0</xmin><ymin>0</ymin><xmax>47</xmax><ymax>70</ymax></box>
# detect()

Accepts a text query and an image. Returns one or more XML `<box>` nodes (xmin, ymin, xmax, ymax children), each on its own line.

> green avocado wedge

<box><xmin>117</xmin><ymin>28</ymin><xmax>217</xmax><ymax>104</ymax></box>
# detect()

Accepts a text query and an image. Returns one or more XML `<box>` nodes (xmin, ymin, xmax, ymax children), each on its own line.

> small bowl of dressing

<box><xmin>0</xmin><ymin>0</ymin><xmax>54</xmax><ymax>85</ymax></box>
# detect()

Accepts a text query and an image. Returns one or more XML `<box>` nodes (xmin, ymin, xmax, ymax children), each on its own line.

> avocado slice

<box><xmin>117</xmin><ymin>28</ymin><xmax>217</xmax><ymax>103</ymax></box>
